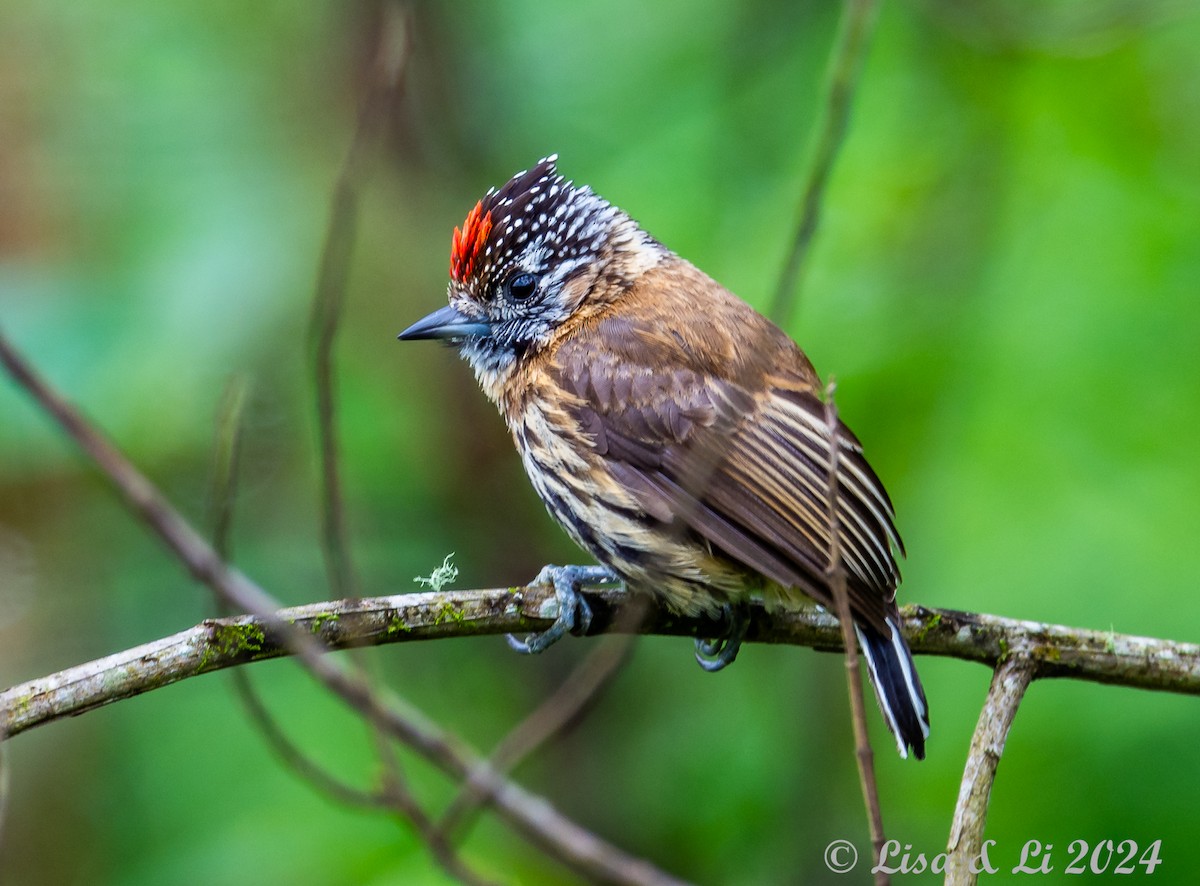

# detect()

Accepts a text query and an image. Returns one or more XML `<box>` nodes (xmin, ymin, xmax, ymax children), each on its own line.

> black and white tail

<box><xmin>856</xmin><ymin>615</ymin><xmax>930</xmax><ymax>760</ymax></box>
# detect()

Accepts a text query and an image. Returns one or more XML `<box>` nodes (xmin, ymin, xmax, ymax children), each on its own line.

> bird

<box><xmin>399</xmin><ymin>155</ymin><xmax>929</xmax><ymax>759</ymax></box>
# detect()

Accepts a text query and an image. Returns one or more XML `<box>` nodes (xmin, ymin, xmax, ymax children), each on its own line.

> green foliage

<box><xmin>2</xmin><ymin>1</ymin><xmax>1198</xmax><ymax>883</ymax></box>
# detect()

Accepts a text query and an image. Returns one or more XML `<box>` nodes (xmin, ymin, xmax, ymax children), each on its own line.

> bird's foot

<box><xmin>507</xmin><ymin>565</ymin><xmax>619</xmax><ymax>654</ymax></box>
<box><xmin>694</xmin><ymin>601</ymin><xmax>751</xmax><ymax>672</ymax></box>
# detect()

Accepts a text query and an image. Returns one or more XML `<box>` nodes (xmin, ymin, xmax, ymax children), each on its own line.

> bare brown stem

<box><xmin>294</xmin><ymin>12</ymin><xmax>487</xmax><ymax>878</ymax></box>
<box><xmin>367</xmin><ymin>724</ymin><xmax>502</xmax><ymax>886</ymax></box>
<box><xmin>208</xmin><ymin>376</ymin><xmax>250</xmax><ymax>557</ymax></box>
<box><xmin>822</xmin><ymin>383</ymin><xmax>888</xmax><ymax>885</ymax></box>
<box><xmin>770</xmin><ymin>0</ymin><xmax>880</xmax><ymax>329</ymax></box>
<box><xmin>207</xmin><ymin>376</ymin><xmax>396</xmax><ymax>814</ymax></box>
<box><xmin>307</xmin><ymin>2</ymin><xmax>411</xmax><ymax>601</ymax></box>
<box><xmin>440</xmin><ymin>629</ymin><xmax>638</xmax><ymax>841</ymax></box>
<box><xmin>0</xmin><ymin>739</ymin><xmax>9</xmax><ymax>851</ymax></box>
<box><xmin>945</xmin><ymin>654</ymin><xmax>1036</xmax><ymax>886</ymax></box>
<box><xmin>0</xmin><ymin>331</ymin><xmax>291</xmax><ymax>627</ymax></box>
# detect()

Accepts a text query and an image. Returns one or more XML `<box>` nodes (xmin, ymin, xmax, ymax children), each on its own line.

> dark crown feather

<box><xmin>449</xmin><ymin>155</ymin><xmax>617</xmax><ymax>287</ymax></box>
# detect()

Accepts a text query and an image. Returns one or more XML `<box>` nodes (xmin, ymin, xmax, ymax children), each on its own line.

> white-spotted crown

<box><xmin>450</xmin><ymin>155</ymin><xmax>622</xmax><ymax>299</ymax></box>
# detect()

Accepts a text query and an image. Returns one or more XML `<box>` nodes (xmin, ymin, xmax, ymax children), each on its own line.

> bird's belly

<box><xmin>513</xmin><ymin>412</ymin><xmax>744</xmax><ymax>616</ymax></box>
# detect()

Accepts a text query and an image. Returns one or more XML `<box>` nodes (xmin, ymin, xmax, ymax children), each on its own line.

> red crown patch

<box><xmin>450</xmin><ymin>200</ymin><xmax>493</xmax><ymax>281</ymax></box>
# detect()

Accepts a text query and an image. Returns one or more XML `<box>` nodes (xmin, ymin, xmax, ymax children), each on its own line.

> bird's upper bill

<box><xmin>397</xmin><ymin>303</ymin><xmax>492</xmax><ymax>342</ymax></box>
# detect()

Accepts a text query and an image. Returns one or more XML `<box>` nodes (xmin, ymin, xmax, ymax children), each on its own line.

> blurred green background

<box><xmin>2</xmin><ymin>1</ymin><xmax>1199</xmax><ymax>883</ymax></box>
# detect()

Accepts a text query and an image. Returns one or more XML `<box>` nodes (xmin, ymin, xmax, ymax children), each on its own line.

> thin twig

<box><xmin>770</xmin><ymin>0</ymin><xmax>881</xmax><ymax>329</ymax></box>
<box><xmin>945</xmin><ymin>654</ymin><xmax>1036</xmax><ymax>886</ymax></box>
<box><xmin>0</xmin><ymin>738</ymin><xmax>9</xmax><ymax>852</ymax></box>
<box><xmin>822</xmin><ymin>383</ymin><xmax>888</xmax><ymax>884</ymax></box>
<box><xmin>440</xmin><ymin>630</ymin><xmax>639</xmax><ymax>841</ymax></box>
<box><xmin>363</xmin><ymin>682</ymin><xmax>693</xmax><ymax>886</ymax></box>
<box><xmin>208</xmin><ymin>376</ymin><xmax>251</xmax><ymax>556</ymax></box>
<box><xmin>307</xmin><ymin>1</ymin><xmax>411</xmax><ymax>600</ymax></box>
<box><xmin>367</xmin><ymin>725</ymin><xmax>502</xmax><ymax>886</ymax></box>
<box><xmin>0</xmin><ymin>331</ymin><xmax>292</xmax><ymax>627</ymax></box>
<box><xmin>208</xmin><ymin>376</ymin><xmax>392</xmax><ymax>811</ymax></box>
<box><xmin>0</xmin><ymin>329</ymin><xmax>691</xmax><ymax>886</ymax></box>
<box><xmin>297</xmin><ymin>11</ymin><xmax>479</xmax><ymax>876</ymax></box>
<box><xmin>237</xmin><ymin>671</ymin><xmax>392</xmax><ymax>809</ymax></box>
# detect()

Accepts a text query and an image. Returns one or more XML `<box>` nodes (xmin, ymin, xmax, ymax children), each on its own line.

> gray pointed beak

<box><xmin>398</xmin><ymin>304</ymin><xmax>492</xmax><ymax>341</ymax></box>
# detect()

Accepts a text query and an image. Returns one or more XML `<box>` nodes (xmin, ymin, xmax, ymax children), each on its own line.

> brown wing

<box><xmin>550</xmin><ymin>288</ymin><xmax>903</xmax><ymax>632</ymax></box>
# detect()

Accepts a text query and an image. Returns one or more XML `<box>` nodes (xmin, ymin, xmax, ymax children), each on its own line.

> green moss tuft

<box><xmin>200</xmin><ymin>622</ymin><xmax>267</xmax><ymax>672</ymax></box>
<box><xmin>386</xmin><ymin>612</ymin><xmax>413</xmax><ymax>636</ymax></box>
<box><xmin>913</xmin><ymin>611</ymin><xmax>942</xmax><ymax>644</ymax></box>
<box><xmin>310</xmin><ymin>612</ymin><xmax>340</xmax><ymax>634</ymax></box>
<box><xmin>433</xmin><ymin>600</ymin><xmax>467</xmax><ymax>627</ymax></box>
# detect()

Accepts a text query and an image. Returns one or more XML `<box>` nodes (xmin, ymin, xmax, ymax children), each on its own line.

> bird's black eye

<box><xmin>505</xmin><ymin>272</ymin><xmax>539</xmax><ymax>301</ymax></box>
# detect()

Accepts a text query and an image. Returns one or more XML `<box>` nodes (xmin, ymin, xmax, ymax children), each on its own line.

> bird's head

<box><xmin>399</xmin><ymin>155</ymin><xmax>665</xmax><ymax>395</ymax></box>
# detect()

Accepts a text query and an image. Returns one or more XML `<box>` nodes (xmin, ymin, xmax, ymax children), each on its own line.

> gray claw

<box><xmin>507</xmin><ymin>565</ymin><xmax>617</xmax><ymax>654</ymax></box>
<box><xmin>694</xmin><ymin>602</ymin><xmax>751</xmax><ymax>672</ymax></box>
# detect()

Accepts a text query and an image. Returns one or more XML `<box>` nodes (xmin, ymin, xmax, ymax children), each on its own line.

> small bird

<box><xmin>400</xmin><ymin>156</ymin><xmax>929</xmax><ymax>758</ymax></box>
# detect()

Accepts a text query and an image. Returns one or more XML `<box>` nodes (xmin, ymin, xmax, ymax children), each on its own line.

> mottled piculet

<box><xmin>400</xmin><ymin>156</ymin><xmax>929</xmax><ymax>758</ymax></box>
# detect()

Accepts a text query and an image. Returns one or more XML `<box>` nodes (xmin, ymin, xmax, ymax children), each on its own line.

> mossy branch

<box><xmin>4</xmin><ymin>587</ymin><xmax>1196</xmax><ymax>740</ymax></box>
